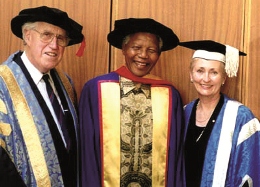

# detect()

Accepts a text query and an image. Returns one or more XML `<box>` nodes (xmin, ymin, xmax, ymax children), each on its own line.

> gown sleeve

<box><xmin>79</xmin><ymin>80</ymin><xmax>102</xmax><ymax>187</ymax></box>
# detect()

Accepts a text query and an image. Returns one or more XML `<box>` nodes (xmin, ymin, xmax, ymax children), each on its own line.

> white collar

<box><xmin>21</xmin><ymin>52</ymin><xmax>44</xmax><ymax>85</ymax></box>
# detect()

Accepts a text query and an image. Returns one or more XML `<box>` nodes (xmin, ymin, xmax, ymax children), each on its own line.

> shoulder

<box><xmin>184</xmin><ymin>99</ymin><xmax>197</xmax><ymax>110</ymax></box>
<box><xmin>85</xmin><ymin>72</ymin><xmax>119</xmax><ymax>85</ymax></box>
<box><xmin>223</xmin><ymin>94</ymin><xmax>257</xmax><ymax>123</ymax></box>
<box><xmin>2</xmin><ymin>51</ymin><xmax>22</xmax><ymax>65</ymax></box>
<box><xmin>81</xmin><ymin>72</ymin><xmax>119</xmax><ymax>92</ymax></box>
<box><xmin>169</xmin><ymin>84</ymin><xmax>181</xmax><ymax>96</ymax></box>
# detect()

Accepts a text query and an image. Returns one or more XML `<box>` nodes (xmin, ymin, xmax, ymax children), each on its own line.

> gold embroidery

<box><xmin>0</xmin><ymin>65</ymin><xmax>51</xmax><ymax>187</ymax></box>
<box><xmin>0</xmin><ymin>123</ymin><xmax>11</xmax><ymax>136</ymax></box>
<box><xmin>56</xmin><ymin>68</ymin><xmax>76</xmax><ymax>104</ymax></box>
<box><xmin>0</xmin><ymin>99</ymin><xmax>7</xmax><ymax>114</ymax></box>
<box><xmin>0</xmin><ymin>138</ymin><xmax>6</xmax><ymax>149</ymax></box>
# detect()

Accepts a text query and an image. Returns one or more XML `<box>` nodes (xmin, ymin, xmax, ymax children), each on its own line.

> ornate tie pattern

<box><xmin>42</xmin><ymin>74</ymin><xmax>70</xmax><ymax>149</ymax></box>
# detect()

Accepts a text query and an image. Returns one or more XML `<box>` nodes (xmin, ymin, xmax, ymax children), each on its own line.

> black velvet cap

<box><xmin>107</xmin><ymin>18</ymin><xmax>179</xmax><ymax>51</ymax></box>
<box><xmin>11</xmin><ymin>6</ymin><xmax>84</xmax><ymax>46</ymax></box>
<box><xmin>179</xmin><ymin>40</ymin><xmax>246</xmax><ymax>56</ymax></box>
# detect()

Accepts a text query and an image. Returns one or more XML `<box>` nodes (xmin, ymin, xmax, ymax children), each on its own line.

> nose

<box><xmin>202</xmin><ymin>72</ymin><xmax>211</xmax><ymax>82</ymax></box>
<box><xmin>48</xmin><ymin>36</ymin><xmax>59</xmax><ymax>48</ymax></box>
<box><xmin>138</xmin><ymin>49</ymin><xmax>148</xmax><ymax>58</ymax></box>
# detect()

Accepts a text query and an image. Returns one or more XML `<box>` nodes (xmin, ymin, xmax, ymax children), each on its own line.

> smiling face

<box><xmin>122</xmin><ymin>32</ymin><xmax>161</xmax><ymax>77</ymax></box>
<box><xmin>23</xmin><ymin>22</ymin><xmax>66</xmax><ymax>73</ymax></box>
<box><xmin>190</xmin><ymin>58</ymin><xmax>227</xmax><ymax>99</ymax></box>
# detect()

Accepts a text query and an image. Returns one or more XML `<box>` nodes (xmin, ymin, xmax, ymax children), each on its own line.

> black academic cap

<box><xmin>179</xmin><ymin>40</ymin><xmax>247</xmax><ymax>77</ymax></box>
<box><xmin>11</xmin><ymin>6</ymin><xmax>84</xmax><ymax>46</ymax></box>
<box><xmin>107</xmin><ymin>18</ymin><xmax>179</xmax><ymax>51</ymax></box>
<box><xmin>179</xmin><ymin>40</ymin><xmax>246</xmax><ymax>56</ymax></box>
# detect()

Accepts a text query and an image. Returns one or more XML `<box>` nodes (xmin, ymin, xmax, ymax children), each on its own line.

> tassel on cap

<box><xmin>225</xmin><ymin>45</ymin><xmax>239</xmax><ymax>77</ymax></box>
<box><xmin>76</xmin><ymin>36</ymin><xmax>86</xmax><ymax>57</ymax></box>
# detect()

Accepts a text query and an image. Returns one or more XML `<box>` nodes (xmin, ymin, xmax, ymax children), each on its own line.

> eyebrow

<box><xmin>40</xmin><ymin>29</ymin><xmax>67</xmax><ymax>36</ymax></box>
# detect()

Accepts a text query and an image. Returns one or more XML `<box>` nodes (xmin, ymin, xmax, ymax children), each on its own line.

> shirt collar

<box><xmin>21</xmin><ymin>52</ymin><xmax>43</xmax><ymax>85</ymax></box>
<box><xmin>120</xmin><ymin>77</ymin><xmax>150</xmax><ymax>97</ymax></box>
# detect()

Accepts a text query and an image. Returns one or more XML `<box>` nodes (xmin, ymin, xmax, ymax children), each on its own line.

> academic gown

<box><xmin>184</xmin><ymin>94</ymin><xmax>260</xmax><ymax>187</ymax></box>
<box><xmin>0</xmin><ymin>51</ymin><xmax>79</xmax><ymax>187</ymax></box>
<box><xmin>79</xmin><ymin>66</ymin><xmax>186</xmax><ymax>187</ymax></box>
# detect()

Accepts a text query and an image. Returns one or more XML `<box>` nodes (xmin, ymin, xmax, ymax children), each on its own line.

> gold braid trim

<box><xmin>0</xmin><ymin>138</ymin><xmax>6</xmax><ymax>149</ymax></box>
<box><xmin>0</xmin><ymin>65</ymin><xmax>51</xmax><ymax>187</ymax></box>
<box><xmin>0</xmin><ymin>122</ymin><xmax>11</xmax><ymax>136</ymax></box>
<box><xmin>55</xmin><ymin>68</ymin><xmax>76</xmax><ymax>104</ymax></box>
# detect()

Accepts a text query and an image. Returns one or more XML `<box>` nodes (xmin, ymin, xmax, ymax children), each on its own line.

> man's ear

<box><xmin>23</xmin><ymin>29</ymin><xmax>31</xmax><ymax>44</ymax></box>
<box><xmin>122</xmin><ymin>45</ymin><xmax>126</xmax><ymax>55</ymax></box>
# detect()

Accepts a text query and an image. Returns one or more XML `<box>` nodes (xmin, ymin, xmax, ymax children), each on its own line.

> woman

<box><xmin>179</xmin><ymin>40</ymin><xmax>260</xmax><ymax>187</ymax></box>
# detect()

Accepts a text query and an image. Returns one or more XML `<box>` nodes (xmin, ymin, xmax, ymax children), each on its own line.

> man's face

<box><xmin>122</xmin><ymin>32</ymin><xmax>161</xmax><ymax>77</ymax></box>
<box><xmin>24</xmin><ymin>22</ymin><xmax>67</xmax><ymax>73</ymax></box>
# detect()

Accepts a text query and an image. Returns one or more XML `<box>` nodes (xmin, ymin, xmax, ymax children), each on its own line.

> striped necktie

<box><xmin>42</xmin><ymin>74</ymin><xmax>70</xmax><ymax>149</ymax></box>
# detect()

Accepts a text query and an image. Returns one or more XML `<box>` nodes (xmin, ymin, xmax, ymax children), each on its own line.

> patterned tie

<box><xmin>42</xmin><ymin>74</ymin><xmax>70</xmax><ymax>149</ymax></box>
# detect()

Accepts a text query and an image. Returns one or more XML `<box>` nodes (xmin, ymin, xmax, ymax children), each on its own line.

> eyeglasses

<box><xmin>32</xmin><ymin>29</ymin><xmax>70</xmax><ymax>47</ymax></box>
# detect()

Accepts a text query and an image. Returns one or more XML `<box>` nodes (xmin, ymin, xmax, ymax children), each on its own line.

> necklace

<box><xmin>194</xmin><ymin>98</ymin><xmax>220</xmax><ymax>142</ymax></box>
<box><xmin>195</xmin><ymin>101</ymin><xmax>209</xmax><ymax>142</ymax></box>
<box><xmin>196</xmin><ymin>116</ymin><xmax>210</xmax><ymax>123</ymax></box>
<box><xmin>196</xmin><ymin>101</ymin><xmax>213</xmax><ymax>123</ymax></box>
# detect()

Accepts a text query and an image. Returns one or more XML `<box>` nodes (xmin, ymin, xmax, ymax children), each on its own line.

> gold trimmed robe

<box><xmin>79</xmin><ymin>66</ymin><xmax>185</xmax><ymax>187</ymax></box>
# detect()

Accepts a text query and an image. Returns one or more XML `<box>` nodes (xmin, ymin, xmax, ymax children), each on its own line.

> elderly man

<box><xmin>79</xmin><ymin>18</ymin><xmax>185</xmax><ymax>187</ymax></box>
<box><xmin>0</xmin><ymin>6</ymin><xmax>83</xmax><ymax>186</ymax></box>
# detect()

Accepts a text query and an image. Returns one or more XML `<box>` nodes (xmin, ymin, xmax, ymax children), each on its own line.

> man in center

<box><xmin>79</xmin><ymin>18</ymin><xmax>185</xmax><ymax>187</ymax></box>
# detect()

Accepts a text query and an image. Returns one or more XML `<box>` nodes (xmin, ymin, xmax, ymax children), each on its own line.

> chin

<box><xmin>133</xmin><ymin>71</ymin><xmax>148</xmax><ymax>77</ymax></box>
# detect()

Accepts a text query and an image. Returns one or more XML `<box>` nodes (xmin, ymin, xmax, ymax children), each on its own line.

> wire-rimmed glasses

<box><xmin>32</xmin><ymin>29</ymin><xmax>70</xmax><ymax>47</ymax></box>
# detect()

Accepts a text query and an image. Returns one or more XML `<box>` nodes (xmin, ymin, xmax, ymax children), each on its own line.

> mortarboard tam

<box><xmin>11</xmin><ymin>6</ymin><xmax>84</xmax><ymax>47</ymax></box>
<box><xmin>179</xmin><ymin>40</ymin><xmax>246</xmax><ymax>77</ymax></box>
<box><xmin>107</xmin><ymin>18</ymin><xmax>179</xmax><ymax>51</ymax></box>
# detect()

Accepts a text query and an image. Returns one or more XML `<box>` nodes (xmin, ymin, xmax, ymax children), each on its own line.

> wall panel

<box><xmin>247</xmin><ymin>0</ymin><xmax>260</xmax><ymax>117</ymax></box>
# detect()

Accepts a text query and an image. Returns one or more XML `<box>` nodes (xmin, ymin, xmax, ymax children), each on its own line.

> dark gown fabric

<box><xmin>185</xmin><ymin>94</ymin><xmax>224</xmax><ymax>187</ymax></box>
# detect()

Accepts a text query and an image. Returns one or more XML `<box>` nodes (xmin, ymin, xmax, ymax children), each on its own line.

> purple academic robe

<box><xmin>79</xmin><ymin>66</ymin><xmax>186</xmax><ymax>187</ymax></box>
